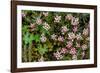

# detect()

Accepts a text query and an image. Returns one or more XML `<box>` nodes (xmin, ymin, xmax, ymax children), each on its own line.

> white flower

<box><xmin>68</xmin><ymin>32</ymin><xmax>76</xmax><ymax>39</ymax></box>
<box><xmin>70</xmin><ymin>47</ymin><xmax>76</xmax><ymax>55</ymax></box>
<box><xmin>83</xmin><ymin>28</ymin><xmax>89</xmax><ymax>36</ymax></box>
<box><xmin>36</xmin><ymin>18</ymin><xmax>42</xmax><ymax>25</ymax></box>
<box><xmin>22</xmin><ymin>12</ymin><xmax>26</xmax><ymax>17</ymax></box>
<box><xmin>60</xmin><ymin>48</ymin><xmax>68</xmax><ymax>54</ymax></box>
<box><xmin>76</xmin><ymin>33</ymin><xmax>83</xmax><ymax>40</ymax></box>
<box><xmin>73</xmin><ymin>26</ymin><xmax>78</xmax><ymax>32</ymax></box>
<box><xmin>38</xmin><ymin>56</ymin><xmax>44</xmax><ymax>62</ymax></box>
<box><xmin>30</xmin><ymin>23</ymin><xmax>36</xmax><ymax>31</ymax></box>
<box><xmin>71</xmin><ymin>17</ymin><xmax>79</xmax><ymax>25</ymax></box>
<box><xmin>82</xmin><ymin>51</ymin><xmax>85</xmax><ymax>58</ymax></box>
<box><xmin>43</xmin><ymin>12</ymin><xmax>48</xmax><ymax>17</ymax></box>
<box><xmin>51</xmin><ymin>34</ymin><xmax>57</xmax><ymax>40</ymax></box>
<box><xmin>53</xmin><ymin>51</ymin><xmax>63</xmax><ymax>60</ymax></box>
<box><xmin>40</xmin><ymin>35</ymin><xmax>47</xmax><ymax>43</ymax></box>
<box><xmin>86</xmin><ymin>37</ymin><xmax>90</xmax><ymax>41</ymax></box>
<box><xmin>58</xmin><ymin>36</ymin><xmax>64</xmax><ymax>42</ymax></box>
<box><xmin>43</xmin><ymin>22</ymin><xmax>50</xmax><ymax>30</ymax></box>
<box><xmin>61</xmin><ymin>26</ymin><xmax>69</xmax><ymax>34</ymax></box>
<box><xmin>76</xmin><ymin>42</ymin><xmax>80</xmax><ymax>48</ymax></box>
<box><xmin>82</xmin><ymin>44</ymin><xmax>87</xmax><ymax>50</ymax></box>
<box><xmin>72</xmin><ymin>55</ymin><xmax>77</xmax><ymax>60</ymax></box>
<box><xmin>66</xmin><ymin>41</ymin><xmax>73</xmax><ymax>48</ymax></box>
<box><xmin>65</xmin><ymin>14</ymin><xmax>73</xmax><ymax>20</ymax></box>
<box><xmin>54</xmin><ymin>15</ymin><xmax>61</xmax><ymax>23</ymax></box>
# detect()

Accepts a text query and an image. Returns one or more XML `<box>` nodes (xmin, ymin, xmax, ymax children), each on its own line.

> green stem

<box><xmin>23</xmin><ymin>45</ymin><xmax>27</xmax><ymax>62</ymax></box>
<box><xmin>28</xmin><ymin>43</ymin><xmax>32</xmax><ymax>62</ymax></box>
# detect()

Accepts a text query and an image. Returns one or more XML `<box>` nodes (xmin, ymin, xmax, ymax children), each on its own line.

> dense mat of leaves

<box><xmin>22</xmin><ymin>10</ymin><xmax>90</xmax><ymax>62</ymax></box>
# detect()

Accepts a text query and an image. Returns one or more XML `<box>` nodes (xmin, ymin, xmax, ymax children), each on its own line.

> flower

<box><xmin>71</xmin><ymin>17</ymin><xmax>79</xmax><ymax>26</ymax></box>
<box><xmin>58</xmin><ymin>36</ymin><xmax>64</xmax><ymax>42</ymax></box>
<box><xmin>60</xmin><ymin>48</ymin><xmax>68</xmax><ymax>54</ymax></box>
<box><xmin>54</xmin><ymin>15</ymin><xmax>61</xmax><ymax>23</ymax></box>
<box><xmin>22</xmin><ymin>11</ymin><xmax>90</xmax><ymax>61</ymax></box>
<box><xmin>29</xmin><ymin>23</ymin><xmax>36</xmax><ymax>31</ymax></box>
<box><xmin>38</xmin><ymin>56</ymin><xmax>44</xmax><ymax>62</ymax></box>
<box><xmin>82</xmin><ymin>51</ymin><xmax>85</xmax><ymax>58</ymax></box>
<box><xmin>61</xmin><ymin>26</ymin><xmax>69</xmax><ymax>34</ymax></box>
<box><xmin>72</xmin><ymin>54</ymin><xmax>77</xmax><ymax>60</ymax></box>
<box><xmin>65</xmin><ymin>14</ymin><xmax>73</xmax><ymax>20</ymax></box>
<box><xmin>22</xmin><ymin>12</ymin><xmax>26</xmax><ymax>17</ymax></box>
<box><xmin>83</xmin><ymin>28</ymin><xmax>89</xmax><ymax>36</ymax></box>
<box><xmin>76</xmin><ymin>33</ymin><xmax>83</xmax><ymax>40</ymax></box>
<box><xmin>76</xmin><ymin>42</ymin><xmax>80</xmax><ymax>48</ymax></box>
<box><xmin>40</xmin><ymin>35</ymin><xmax>47</xmax><ymax>43</ymax></box>
<box><xmin>68</xmin><ymin>32</ymin><xmax>76</xmax><ymax>39</ymax></box>
<box><xmin>81</xmin><ymin>44</ymin><xmax>87</xmax><ymax>50</ymax></box>
<box><xmin>66</xmin><ymin>41</ymin><xmax>73</xmax><ymax>48</ymax></box>
<box><xmin>43</xmin><ymin>22</ymin><xmax>50</xmax><ymax>30</ymax></box>
<box><xmin>73</xmin><ymin>26</ymin><xmax>78</xmax><ymax>32</ymax></box>
<box><xmin>36</xmin><ymin>18</ymin><xmax>42</xmax><ymax>25</ymax></box>
<box><xmin>51</xmin><ymin>34</ymin><xmax>57</xmax><ymax>40</ymax></box>
<box><xmin>86</xmin><ymin>37</ymin><xmax>90</xmax><ymax>41</ymax></box>
<box><xmin>70</xmin><ymin>47</ymin><xmax>76</xmax><ymax>55</ymax></box>
<box><xmin>43</xmin><ymin>12</ymin><xmax>48</xmax><ymax>17</ymax></box>
<box><xmin>53</xmin><ymin>51</ymin><xmax>63</xmax><ymax>60</ymax></box>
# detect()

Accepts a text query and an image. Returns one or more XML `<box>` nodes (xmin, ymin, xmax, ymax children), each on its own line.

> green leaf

<box><xmin>62</xmin><ymin>54</ymin><xmax>72</xmax><ymax>60</ymax></box>
<box><xmin>33</xmin><ymin>34</ymin><xmax>40</xmax><ymax>43</ymax></box>
<box><xmin>46</xmin><ymin>41</ymin><xmax>53</xmax><ymax>49</ymax></box>
<box><xmin>37</xmin><ymin>25</ymin><xmax>43</xmax><ymax>30</ymax></box>
<box><xmin>23</xmin><ymin>32</ymin><xmax>30</xmax><ymax>45</ymax></box>
<box><xmin>77</xmin><ymin>48</ymin><xmax>82</xmax><ymax>55</ymax></box>
<box><xmin>23</xmin><ymin>32</ymin><xmax>39</xmax><ymax>45</ymax></box>
<box><xmin>77</xmin><ymin>48</ymin><xmax>82</xmax><ymax>60</ymax></box>
<box><xmin>29</xmin><ymin>34</ymin><xmax>34</xmax><ymax>44</ymax></box>
<box><xmin>22</xmin><ymin>25</ymin><xmax>29</xmax><ymax>33</ymax></box>
<box><xmin>37</xmin><ymin>44</ymin><xmax>48</xmax><ymax>55</ymax></box>
<box><xmin>45</xmin><ymin>13</ymin><xmax>53</xmax><ymax>24</ymax></box>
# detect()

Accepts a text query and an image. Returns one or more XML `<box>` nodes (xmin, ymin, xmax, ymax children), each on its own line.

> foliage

<box><xmin>22</xmin><ymin>10</ymin><xmax>90</xmax><ymax>62</ymax></box>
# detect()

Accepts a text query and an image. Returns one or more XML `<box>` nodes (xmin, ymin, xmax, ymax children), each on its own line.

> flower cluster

<box><xmin>22</xmin><ymin>10</ymin><xmax>90</xmax><ymax>62</ymax></box>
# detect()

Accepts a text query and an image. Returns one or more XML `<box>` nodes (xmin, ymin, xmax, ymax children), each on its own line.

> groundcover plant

<box><xmin>22</xmin><ymin>10</ymin><xmax>90</xmax><ymax>62</ymax></box>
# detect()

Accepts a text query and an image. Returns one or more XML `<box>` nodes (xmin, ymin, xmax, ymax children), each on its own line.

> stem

<box><xmin>28</xmin><ymin>43</ymin><xmax>32</xmax><ymax>62</ymax></box>
<box><xmin>23</xmin><ymin>45</ymin><xmax>27</xmax><ymax>62</ymax></box>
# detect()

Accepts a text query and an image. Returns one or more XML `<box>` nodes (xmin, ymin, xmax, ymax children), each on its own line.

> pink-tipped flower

<box><xmin>65</xmin><ymin>14</ymin><xmax>73</xmax><ymax>20</ymax></box>
<box><xmin>54</xmin><ymin>15</ymin><xmax>61</xmax><ymax>23</ymax></box>
<box><xmin>68</xmin><ymin>32</ymin><xmax>76</xmax><ymax>39</ymax></box>
<box><xmin>70</xmin><ymin>47</ymin><xmax>76</xmax><ymax>55</ymax></box>
<box><xmin>82</xmin><ymin>51</ymin><xmax>85</xmax><ymax>58</ymax></box>
<box><xmin>82</xmin><ymin>28</ymin><xmax>89</xmax><ymax>36</ymax></box>
<box><xmin>38</xmin><ymin>56</ymin><xmax>44</xmax><ymax>62</ymax></box>
<box><xmin>40</xmin><ymin>35</ymin><xmax>47</xmax><ymax>43</ymax></box>
<box><xmin>86</xmin><ymin>37</ymin><xmax>90</xmax><ymax>41</ymax></box>
<box><xmin>61</xmin><ymin>26</ymin><xmax>69</xmax><ymax>34</ymax></box>
<box><xmin>43</xmin><ymin>12</ymin><xmax>48</xmax><ymax>17</ymax></box>
<box><xmin>53</xmin><ymin>51</ymin><xmax>63</xmax><ymax>60</ymax></box>
<box><xmin>76</xmin><ymin>33</ymin><xmax>83</xmax><ymax>40</ymax></box>
<box><xmin>36</xmin><ymin>18</ymin><xmax>42</xmax><ymax>25</ymax></box>
<box><xmin>30</xmin><ymin>23</ymin><xmax>36</xmax><ymax>31</ymax></box>
<box><xmin>66</xmin><ymin>41</ymin><xmax>73</xmax><ymax>48</ymax></box>
<box><xmin>60</xmin><ymin>48</ymin><xmax>68</xmax><ymax>54</ymax></box>
<box><xmin>51</xmin><ymin>34</ymin><xmax>57</xmax><ymax>41</ymax></box>
<box><xmin>76</xmin><ymin>42</ymin><xmax>80</xmax><ymax>48</ymax></box>
<box><xmin>81</xmin><ymin>44</ymin><xmax>87</xmax><ymax>50</ymax></box>
<box><xmin>71</xmin><ymin>17</ymin><xmax>79</xmax><ymax>26</ymax></box>
<box><xmin>73</xmin><ymin>26</ymin><xmax>78</xmax><ymax>32</ymax></box>
<box><xmin>22</xmin><ymin>12</ymin><xmax>26</xmax><ymax>18</ymax></box>
<box><xmin>43</xmin><ymin>22</ymin><xmax>50</xmax><ymax>30</ymax></box>
<box><xmin>72</xmin><ymin>54</ymin><xmax>77</xmax><ymax>60</ymax></box>
<box><xmin>58</xmin><ymin>36</ymin><xmax>64</xmax><ymax>42</ymax></box>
